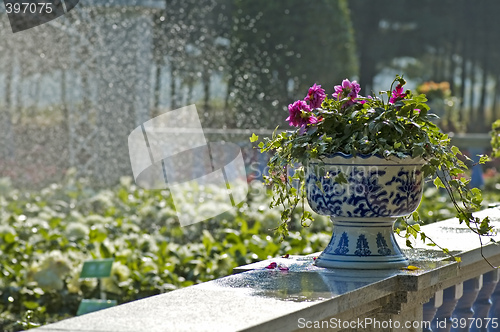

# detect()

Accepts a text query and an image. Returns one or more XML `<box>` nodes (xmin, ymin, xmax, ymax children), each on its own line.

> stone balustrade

<box><xmin>32</xmin><ymin>207</ymin><xmax>500</xmax><ymax>332</ymax></box>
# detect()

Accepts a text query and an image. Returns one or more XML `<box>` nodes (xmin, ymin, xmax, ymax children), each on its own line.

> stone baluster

<box><xmin>423</xmin><ymin>290</ymin><xmax>444</xmax><ymax>332</ymax></box>
<box><xmin>432</xmin><ymin>283</ymin><xmax>463</xmax><ymax>332</ymax></box>
<box><xmin>470</xmin><ymin>270</ymin><xmax>499</xmax><ymax>332</ymax></box>
<box><xmin>487</xmin><ymin>280</ymin><xmax>500</xmax><ymax>332</ymax></box>
<box><xmin>451</xmin><ymin>276</ymin><xmax>483</xmax><ymax>332</ymax></box>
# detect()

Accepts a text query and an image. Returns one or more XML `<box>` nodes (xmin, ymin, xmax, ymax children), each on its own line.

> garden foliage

<box><xmin>1</xmin><ymin>167</ymin><xmax>499</xmax><ymax>330</ymax></box>
<box><xmin>0</xmin><ymin>172</ymin><xmax>331</xmax><ymax>331</ymax></box>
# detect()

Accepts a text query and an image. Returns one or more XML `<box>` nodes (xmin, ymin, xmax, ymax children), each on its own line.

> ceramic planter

<box><xmin>306</xmin><ymin>153</ymin><xmax>426</xmax><ymax>269</ymax></box>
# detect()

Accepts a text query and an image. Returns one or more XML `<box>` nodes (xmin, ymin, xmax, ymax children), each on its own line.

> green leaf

<box><xmin>407</xmin><ymin>226</ymin><xmax>417</xmax><ymax>239</ymax></box>
<box><xmin>334</xmin><ymin>172</ymin><xmax>348</xmax><ymax>184</ymax></box>
<box><xmin>433</xmin><ymin>177</ymin><xmax>445</xmax><ymax>189</ymax></box>
<box><xmin>420</xmin><ymin>232</ymin><xmax>426</xmax><ymax>242</ymax></box>
<box><xmin>315</xmin><ymin>181</ymin><xmax>325</xmax><ymax>194</ymax></box>
<box><xmin>479</xmin><ymin>217</ymin><xmax>492</xmax><ymax>235</ymax></box>
<box><xmin>4</xmin><ymin>232</ymin><xmax>16</xmax><ymax>244</ymax></box>
<box><xmin>471</xmin><ymin>187</ymin><xmax>481</xmax><ymax>195</ymax></box>
<box><xmin>250</xmin><ymin>133</ymin><xmax>259</xmax><ymax>142</ymax></box>
<box><xmin>412</xmin><ymin>211</ymin><xmax>420</xmax><ymax>221</ymax></box>
<box><xmin>100</xmin><ymin>242</ymin><xmax>111</xmax><ymax>258</ymax></box>
<box><xmin>23</xmin><ymin>301</ymin><xmax>39</xmax><ymax>310</ymax></box>
<box><xmin>478</xmin><ymin>154</ymin><xmax>491</xmax><ymax>164</ymax></box>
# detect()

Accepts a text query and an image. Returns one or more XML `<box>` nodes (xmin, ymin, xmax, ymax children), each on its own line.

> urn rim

<box><xmin>307</xmin><ymin>152</ymin><xmax>427</xmax><ymax>166</ymax></box>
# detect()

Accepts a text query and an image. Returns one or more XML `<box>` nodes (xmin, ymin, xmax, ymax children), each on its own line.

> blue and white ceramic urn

<box><xmin>306</xmin><ymin>153</ymin><xmax>425</xmax><ymax>269</ymax></box>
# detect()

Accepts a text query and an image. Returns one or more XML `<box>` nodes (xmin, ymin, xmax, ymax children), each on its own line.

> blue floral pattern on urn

<box><xmin>306</xmin><ymin>153</ymin><xmax>425</xmax><ymax>269</ymax></box>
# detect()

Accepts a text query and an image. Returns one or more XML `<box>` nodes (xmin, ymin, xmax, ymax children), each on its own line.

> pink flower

<box><xmin>305</xmin><ymin>83</ymin><xmax>326</xmax><ymax>109</ymax></box>
<box><xmin>286</xmin><ymin>100</ymin><xmax>319</xmax><ymax>134</ymax></box>
<box><xmin>389</xmin><ymin>84</ymin><xmax>407</xmax><ymax>104</ymax></box>
<box><xmin>265</xmin><ymin>262</ymin><xmax>289</xmax><ymax>271</ymax></box>
<box><xmin>266</xmin><ymin>262</ymin><xmax>289</xmax><ymax>271</ymax></box>
<box><xmin>333</xmin><ymin>79</ymin><xmax>361</xmax><ymax>101</ymax></box>
<box><xmin>265</xmin><ymin>262</ymin><xmax>277</xmax><ymax>269</ymax></box>
<box><xmin>286</xmin><ymin>100</ymin><xmax>310</xmax><ymax>127</ymax></box>
<box><xmin>332</xmin><ymin>85</ymin><xmax>343</xmax><ymax>99</ymax></box>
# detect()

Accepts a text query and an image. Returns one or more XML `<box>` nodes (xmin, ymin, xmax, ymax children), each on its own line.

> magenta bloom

<box><xmin>305</xmin><ymin>83</ymin><xmax>326</xmax><ymax>109</ymax></box>
<box><xmin>264</xmin><ymin>261</ymin><xmax>289</xmax><ymax>271</ymax></box>
<box><xmin>265</xmin><ymin>262</ymin><xmax>277</xmax><ymax>269</ymax></box>
<box><xmin>286</xmin><ymin>100</ymin><xmax>317</xmax><ymax>127</ymax></box>
<box><xmin>389</xmin><ymin>84</ymin><xmax>407</xmax><ymax>104</ymax></box>
<box><xmin>332</xmin><ymin>79</ymin><xmax>361</xmax><ymax>101</ymax></box>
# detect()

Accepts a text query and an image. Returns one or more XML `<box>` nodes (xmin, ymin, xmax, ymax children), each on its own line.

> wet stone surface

<box><xmin>33</xmin><ymin>207</ymin><xmax>500</xmax><ymax>332</ymax></box>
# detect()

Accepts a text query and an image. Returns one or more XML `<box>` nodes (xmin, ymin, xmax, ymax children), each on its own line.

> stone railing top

<box><xmin>33</xmin><ymin>207</ymin><xmax>500</xmax><ymax>332</ymax></box>
<box><xmin>398</xmin><ymin>205</ymin><xmax>500</xmax><ymax>262</ymax></box>
<box><xmin>449</xmin><ymin>133</ymin><xmax>491</xmax><ymax>148</ymax></box>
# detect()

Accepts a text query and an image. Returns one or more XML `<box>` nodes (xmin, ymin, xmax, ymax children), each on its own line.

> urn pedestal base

<box><xmin>314</xmin><ymin>217</ymin><xmax>408</xmax><ymax>270</ymax></box>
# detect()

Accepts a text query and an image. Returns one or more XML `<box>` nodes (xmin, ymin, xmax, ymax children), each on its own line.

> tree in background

<box><xmin>226</xmin><ymin>0</ymin><xmax>357</xmax><ymax>129</ymax></box>
<box><xmin>153</xmin><ymin>0</ymin><xmax>233</xmax><ymax>126</ymax></box>
<box><xmin>349</xmin><ymin>0</ymin><xmax>500</xmax><ymax>134</ymax></box>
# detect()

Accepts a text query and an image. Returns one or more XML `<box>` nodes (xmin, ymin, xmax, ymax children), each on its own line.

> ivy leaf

<box><xmin>478</xmin><ymin>154</ymin><xmax>491</xmax><ymax>164</ymax></box>
<box><xmin>451</xmin><ymin>145</ymin><xmax>461</xmax><ymax>156</ymax></box>
<box><xmin>479</xmin><ymin>217</ymin><xmax>492</xmax><ymax>235</ymax></box>
<box><xmin>250</xmin><ymin>133</ymin><xmax>259</xmax><ymax>142</ymax></box>
<box><xmin>433</xmin><ymin>177</ymin><xmax>445</xmax><ymax>189</ymax></box>
<box><xmin>420</xmin><ymin>232</ymin><xmax>426</xmax><ymax>242</ymax></box>
<box><xmin>315</xmin><ymin>181</ymin><xmax>325</xmax><ymax>194</ymax></box>
<box><xmin>334</xmin><ymin>172</ymin><xmax>348</xmax><ymax>184</ymax></box>
<box><xmin>412</xmin><ymin>211</ymin><xmax>420</xmax><ymax>221</ymax></box>
<box><xmin>407</xmin><ymin>226</ymin><xmax>417</xmax><ymax>239</ymax></box>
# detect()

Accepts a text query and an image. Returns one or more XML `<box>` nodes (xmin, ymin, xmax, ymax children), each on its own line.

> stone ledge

<box><xmin>32</xmin><ymin>207</ymin><xmax>500</xmax><ymax>332</ymax></box>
